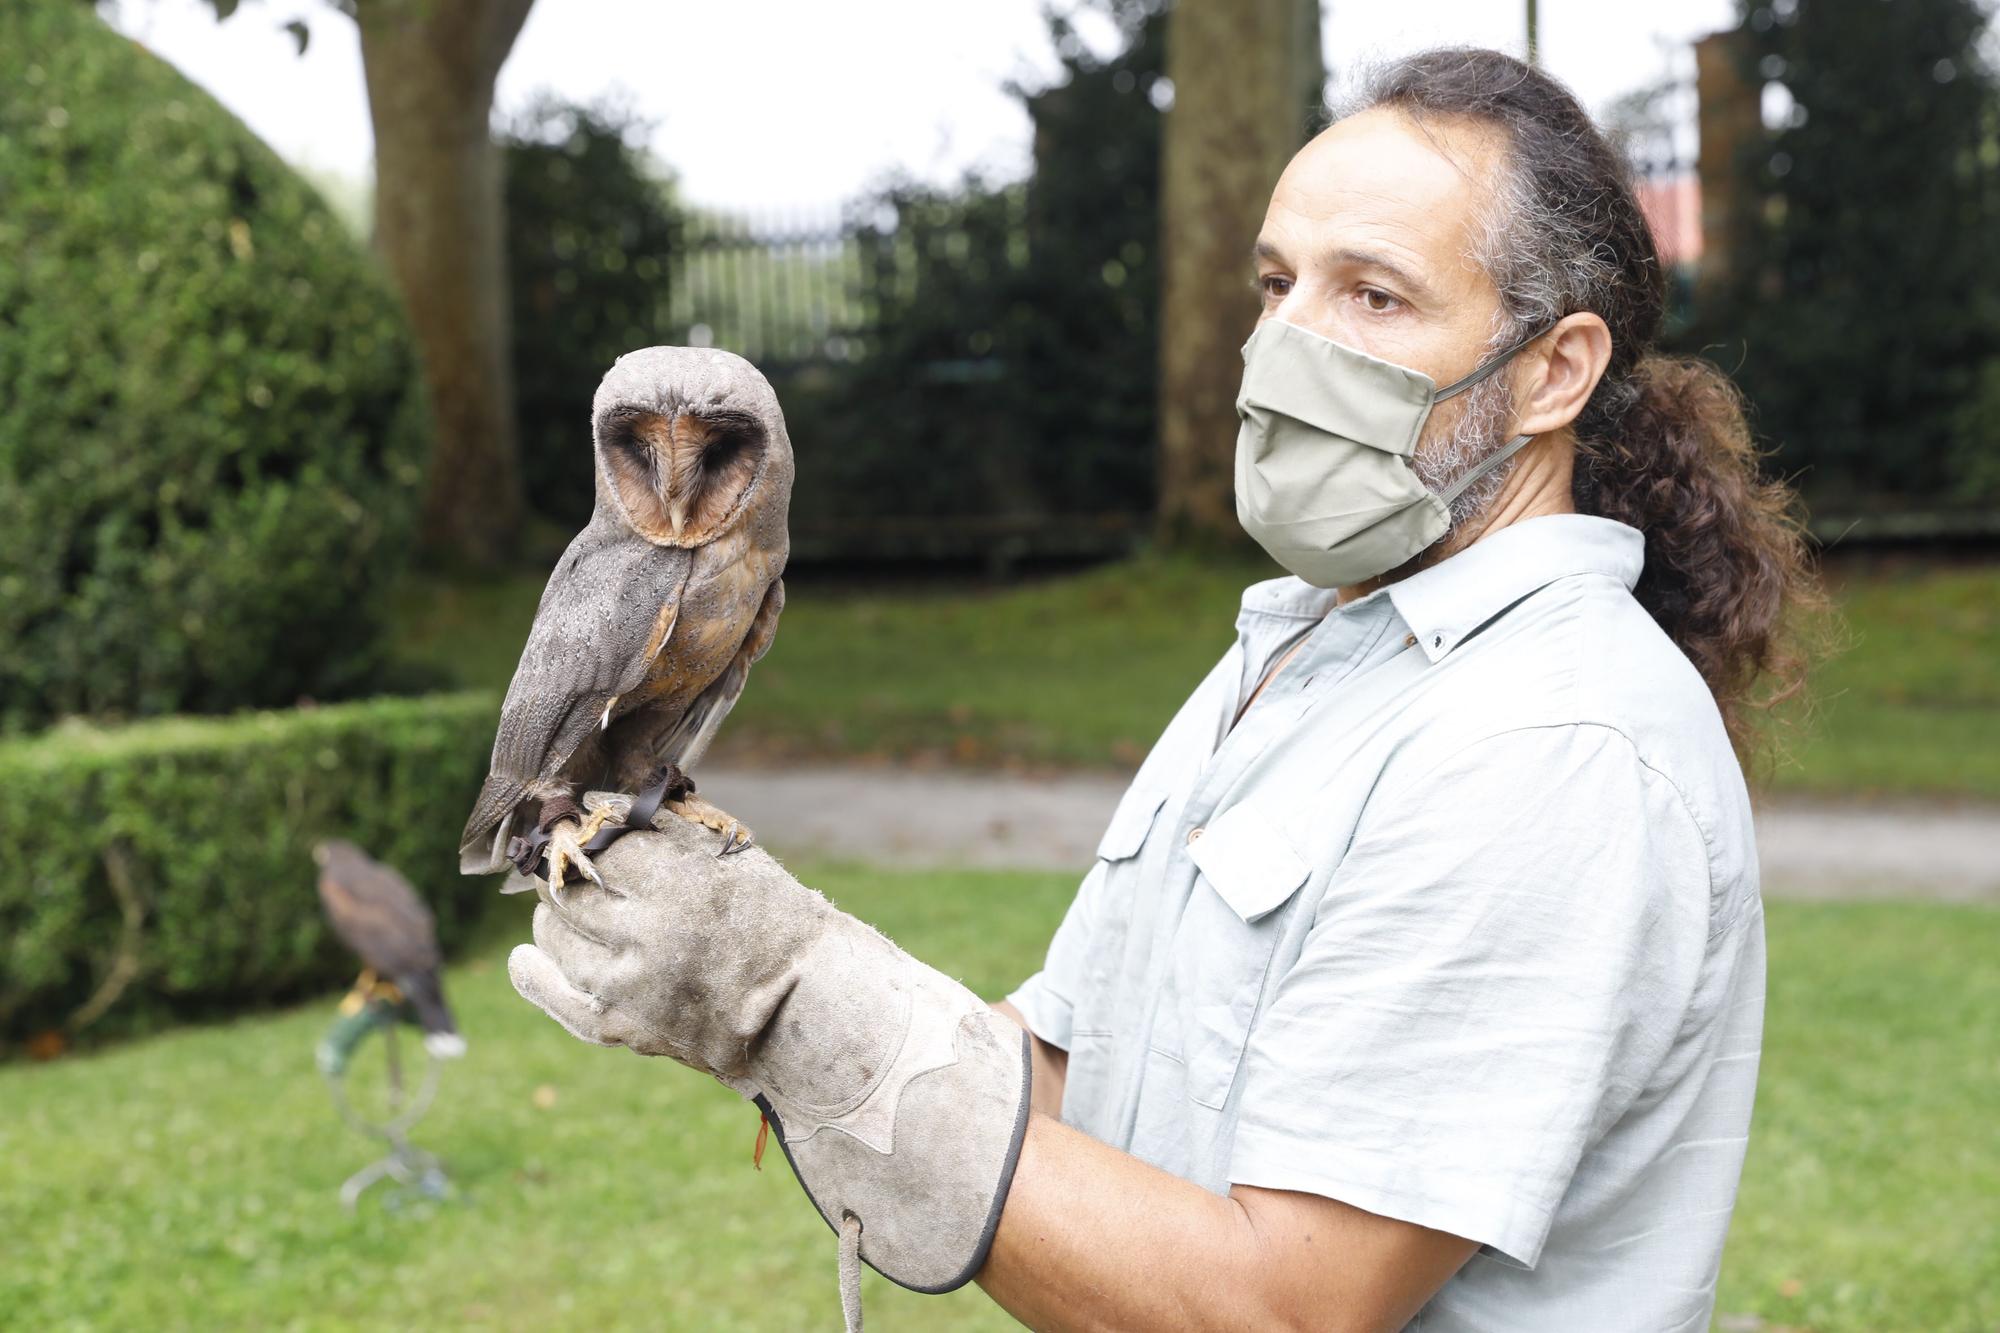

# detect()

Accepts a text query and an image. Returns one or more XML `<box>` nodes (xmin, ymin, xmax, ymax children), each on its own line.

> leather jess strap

<box><xmin>505</xmin><ymin>772</ymin><xmax>680</xmax><ymax>883</ymax></box>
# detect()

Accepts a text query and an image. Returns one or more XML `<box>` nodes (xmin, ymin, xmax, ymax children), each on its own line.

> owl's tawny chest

<box><xmin>627</xmin><ymin>529</ymin><xmax>778</xmax><ymax>714</ymax></box>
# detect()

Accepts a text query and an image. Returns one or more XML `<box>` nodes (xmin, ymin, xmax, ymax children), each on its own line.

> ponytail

<box><xmin>1574</xmin><ymin>356</ymin><xmax>1826</xmax><ymax>761</ymax></box>
<box><xmin>1353</xmin><ymin>48</ymin><xmax>1831</xmax><ymax>766</ymax></box>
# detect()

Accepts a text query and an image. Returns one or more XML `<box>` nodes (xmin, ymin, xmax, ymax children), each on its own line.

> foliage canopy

<box><xmin>502</xmin><ymin>99</ymin><xmax>683</xmax><ymax>528</ymax></box>
<box><xmin>0</xmin><ymin>0</ymin><xmax>428</xmax><ymax>731</ymax></box>
<box><xmin>1699</xmin><ymin>0</ymin><xmax>2000</xmax><ymax>506</ymax></box>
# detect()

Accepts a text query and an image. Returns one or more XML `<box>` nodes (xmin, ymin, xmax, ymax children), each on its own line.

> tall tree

<box><xmin>358</xmin><ymin>0</ymin><xmax>535</xmax><ymax>564</ymax></box>
<box><xmin>192</xmin><ymin>0</ymin><xmax>535</xmax><ymax>563</ymax></box>
<box><xmin>1155</xmin><ymin>0</ymin><xmax>1325</xmax><ymax>545</ymax></box>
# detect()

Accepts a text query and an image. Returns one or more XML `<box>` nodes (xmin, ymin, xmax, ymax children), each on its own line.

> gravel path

<box><xmin>698</xmin><ymin>763</ymin><xmax>2000</xmax><ymax>903</ymax></box>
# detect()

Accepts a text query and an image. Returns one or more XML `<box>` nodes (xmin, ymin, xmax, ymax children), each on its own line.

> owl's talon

<box><xmin>542</xmin><ymin>817</ymin><xmax>605</xmax><ymax>894</ymax></box>
<box><xmin>667</xmin><ymin>792</ymin><xmax>754</xmax><ymax>856</ymax></box>
<box><xmin>715</xmin><ymin>821</ymin><xmax>753</xmax><ymax>856</ymax></box>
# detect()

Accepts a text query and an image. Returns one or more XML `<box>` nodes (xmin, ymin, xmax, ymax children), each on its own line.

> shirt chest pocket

<box><xmin>1098</xmin><ymin>784</ymin><xmax>1168</xmax><ymax>862</ymax></box>
<box><xmin>1175</xmin><ymin>801</ymin><xmax>1312</xmax><ymax>1110</ymax></box>
<box><xmin>1065</xmin><ymin>784</ymin><xmax>1169</xmax><ymax>1044</ymax></box>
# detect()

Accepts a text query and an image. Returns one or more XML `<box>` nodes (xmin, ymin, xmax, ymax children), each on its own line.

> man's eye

<box><xmin>1359</xmin><ymin>287</ymin><xmax>1400</xmax><ymax>312</ymax></box>
<box><xmin>1259</xmin><ymin>274</ymin><xmax>1294</xmax><ymax>300</ymax></box>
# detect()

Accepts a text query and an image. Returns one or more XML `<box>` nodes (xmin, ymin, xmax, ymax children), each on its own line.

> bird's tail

<box><xmin>458</xmin><ymin>810</ymin><xmax>517</xmax><ymax>876</ymax></box>
<box><xmin>397</xmin><ymin>970</ymin><xmax>466</xmax><ymax>1059</ymax></box>
<box><xmin>459</xmin><ymin>774</ymin><xmax>523</xmax><ymax>875</ymax></box>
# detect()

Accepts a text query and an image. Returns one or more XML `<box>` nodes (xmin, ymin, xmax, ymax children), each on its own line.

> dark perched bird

<box><xmin>458</xmin><ymin>346</ymin><xmax>791</xmax><ymax>888</ymax></box>
<box><xmin>313</xmin><ymin>840</ymin><xmax>466</xmax><ymax>1059</ymax></box>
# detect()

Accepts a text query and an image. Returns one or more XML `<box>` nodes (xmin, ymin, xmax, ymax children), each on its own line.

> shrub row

<box><xmin>0</xmin><ymin>693</ymin><xmax>502</xmax><ymax>1048</ymax></box>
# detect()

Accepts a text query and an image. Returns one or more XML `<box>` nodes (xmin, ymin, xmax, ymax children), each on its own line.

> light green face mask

<box><xmin>1233</xmin><ymin>318</ymin><xmax>1550</xmax><ymax>588</ymax></box>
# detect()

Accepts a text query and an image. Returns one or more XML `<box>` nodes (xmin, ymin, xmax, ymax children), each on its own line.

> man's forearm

<box><xmin>975</xmin><ymin>1114</ymin><xmax>1474</xmax><ymax>1333</ymax></box>
<box><xmin>977</xmin><ymin>1114</ymin><xmax>1277</xmax><ymax>1332</ymax></box>
<box><xmin>993</xmin><ymin>999</ymin><xmax>1068</xmax><ymax>1117</ymax></box>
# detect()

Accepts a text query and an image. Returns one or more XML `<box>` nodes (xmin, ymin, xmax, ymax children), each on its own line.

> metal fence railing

<box><xmin>667</xmin><ymin>209</ymin><xmax>866</xmax><ymax>365</ymax></box>
<box><xmin>653</xmin><ymin>199</ymin><xmax>1149</xmax><ymax>567</ymax></box>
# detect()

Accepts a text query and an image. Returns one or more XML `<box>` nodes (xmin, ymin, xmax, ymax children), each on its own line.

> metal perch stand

<box><xmin>319</xmin><ymin>1000</ymin><xmax>452</xmax><ymax>1210</ymax></box>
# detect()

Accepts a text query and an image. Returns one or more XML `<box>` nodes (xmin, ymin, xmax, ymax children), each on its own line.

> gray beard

<box><xmin>1410</xmin><ymin>362</ymin><xmax>1519</xmax><ymax>532</ymax></box>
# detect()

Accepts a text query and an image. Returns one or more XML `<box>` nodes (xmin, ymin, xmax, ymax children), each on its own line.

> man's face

<box><xmin>1252</xmin><ymin>107</ymin><xmax>1509</xmax><ymax>378</ymax></box>
<box><xmin>1253</xmin><ymin>107</ymin><xmax>1526</xmax><ymax>523</ymax></box>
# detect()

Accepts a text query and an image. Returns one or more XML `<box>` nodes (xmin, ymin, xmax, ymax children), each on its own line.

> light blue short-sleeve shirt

<box><xmin>1008</xmin><ymin>514</ymin><xmax>1765</xmax><ymax>1332</ymax></box>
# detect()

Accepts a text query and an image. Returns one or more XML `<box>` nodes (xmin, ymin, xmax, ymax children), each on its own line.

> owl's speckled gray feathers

<box><xmin>459</xmin><ymin>347</ymin><xmax>791</xmax><ymax>874</ymax></box>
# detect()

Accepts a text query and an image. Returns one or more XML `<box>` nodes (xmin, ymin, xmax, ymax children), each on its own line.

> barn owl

<box><xmin>458</xmin><ymin>347</ymin><xmax>791</xmax><ymax>890</ymax></box>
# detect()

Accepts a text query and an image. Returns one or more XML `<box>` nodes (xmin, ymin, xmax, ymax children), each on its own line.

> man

<box><xmin>509</xmin><ymin>48</ymin><xmax>1818</xmax><ymax>1331</ymax></box>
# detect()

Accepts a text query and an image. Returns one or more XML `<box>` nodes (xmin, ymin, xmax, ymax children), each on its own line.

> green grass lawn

<box><xmin>1716</xmin><ymin>901</ymin><xmax>2000</xmax><ymax>1333</ymax></box>
<box><xmin>0</xmin><ymin>864</ymin><xmax>1067</xmax><ymax>1333</ymax></box>
<box><xmin>1775</xmin><ymin>560</ymin><xmax>2000</xmax><ymax>799</ymax></box>
<box><xmin>5</xmin><ymin>873</ymin><xmax>1994</xmax><ymax>1332</ymax></box>
<box><xmin>390</xmin><ymin>553</ymin><xmax>2000</xmax><ymax>798</ymax></box>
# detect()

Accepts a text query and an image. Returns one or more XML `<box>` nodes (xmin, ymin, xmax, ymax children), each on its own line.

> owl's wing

<box><xmin>458</xmin><ymin>522</ymin><xmax>693</xmax><ymax>870</ymax></box>
<box><xmin>648</xmin><ymin>576</ymin><xmax>785</xmax><ymax>775</ymax></box>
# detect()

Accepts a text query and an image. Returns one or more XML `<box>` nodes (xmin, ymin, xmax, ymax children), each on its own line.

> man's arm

<box><xmin>988</xmin><ymin>991</ymin><xmax>1472</xmax><ymax>1329</ymax></box>
<box><xmin>977</xmin><ymin>1113</ymin><xmax>1477</xmax><ymax>1333</ymax></box>
<box><xmin>992</xmin><ymin>999</ymin><xmax>1067</xmax><ymax>1117</ymax></box>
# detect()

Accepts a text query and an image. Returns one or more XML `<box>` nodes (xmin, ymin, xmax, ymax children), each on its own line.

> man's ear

<box><xmin>1515</xmin><ymin>312</ymin><xmax>1611</xmax><ymax>437</ymax></box>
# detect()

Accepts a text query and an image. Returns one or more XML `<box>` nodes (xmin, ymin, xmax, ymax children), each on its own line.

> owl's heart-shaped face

<box><xmin>598</xmin><ymin>406</ymin><xmax>769</xmax><ymax>547</ymax></box>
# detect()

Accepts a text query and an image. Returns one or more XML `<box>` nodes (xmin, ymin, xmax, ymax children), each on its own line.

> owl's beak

<box><xmin>666</xmin><ymin>499</ymin><xmax>688</xmax><ymax>541</ymax></box>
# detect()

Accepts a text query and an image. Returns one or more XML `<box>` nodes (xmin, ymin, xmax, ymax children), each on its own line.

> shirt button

<box><xmin>1186</xmin><ymin>826</ymin><xmax>1205</xmax><ymax>845</ymax></box>
<box><xmin>1403</xmin><ymin>633</ymin><xmax>1417</xmax><ymax>648</ymax></box>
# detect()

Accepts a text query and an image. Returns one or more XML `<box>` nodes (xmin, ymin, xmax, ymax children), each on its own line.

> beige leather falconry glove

<box><xmin>506</xmin><ymin>794</ymin><xmax>1031</xmax><ymax>1331</ymax></box>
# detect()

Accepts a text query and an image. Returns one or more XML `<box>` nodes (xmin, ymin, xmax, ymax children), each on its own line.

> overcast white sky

<box><xmin>103</xmin><ymin>0</ymin><xmax>1734</xmax><ymax>213</ymax></box>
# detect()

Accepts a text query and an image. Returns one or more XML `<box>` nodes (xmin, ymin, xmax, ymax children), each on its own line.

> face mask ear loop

<box><xmin>1433</xmin><ymin>321</ymin><xmax>1560</xmax><ymax>401</ymax></box>
<box><xmin>1439</xmin><ymin>432</ymin><xmax>1537</xmax><ymax>504</ymax></box>
<box><xmin>1429</xmin><ymin>320</ymin><xmax>1559</xmax><ymax>504</ymax></box>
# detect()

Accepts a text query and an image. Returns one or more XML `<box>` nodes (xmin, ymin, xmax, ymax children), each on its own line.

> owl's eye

<box><xmin>599</xmin><ymin>406</ymin><xmax>657</xmax><ymax>457</ymax></box>
<box><xmin>698</xmin><ymin>410</ymin><xmax>766</xmax><ymax>467</ymax></box>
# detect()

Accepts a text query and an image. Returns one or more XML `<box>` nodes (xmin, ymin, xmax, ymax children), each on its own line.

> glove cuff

<box><xmin>752</xmin><ymin>995</ymin><xmax>1033</xmax><ymax>1293</ymax></box>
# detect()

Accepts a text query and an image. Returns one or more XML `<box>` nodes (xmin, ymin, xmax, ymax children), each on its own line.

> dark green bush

<box><xmin>774</xmin><ymin>5</ymin><xmax>1167</xmax><ymax>548</ymax></box>
<box><xmin>1011</xmin><ymin>0</ymin><xmax>1166</xmax><ymax>515</ymax></box>
<box><xmin>0</xmin><ymin>693</ymin><xmax>500</xmax><ymax>1047</ymax></box>
<box><xmin>0</xmin><ymin>0</ymin><xmax>428</xmax><ymax>732</ymax></box>
<box><xmin>503</xmin><ymin>99</ymin><xmax>683</xmax><ymax>528</ymax></box>
<box><xmin>1691</xmin><ymin>0</ymin><xmax>2000</xmax><ymax>507</ymax></box>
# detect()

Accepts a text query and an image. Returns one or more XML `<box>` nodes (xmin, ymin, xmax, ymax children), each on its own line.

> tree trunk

<box><xmin>1692</xmin><ymin>27</ymin><xmax>1759</xmax><ymax>313</ymax></box>
<box><xmin>357</xmin><ymin>0</ymin><xmax>535</xmax><ymax>567</ymax></box>
<box><xmin>1156</xmin><ymin>0</ymin><xmax>1325</xmax><ymax>547</ymax></box>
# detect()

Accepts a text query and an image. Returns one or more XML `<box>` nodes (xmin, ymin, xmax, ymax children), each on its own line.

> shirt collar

<box><xmin>1388</xmin><ymin>514</ymin><xmax>1644</xmax><ymax>663</ymax></box>
<box><xmin>1236</xmin><ymin>574</ymin><xmax>1342</xmax><ymax>632</ymax></box>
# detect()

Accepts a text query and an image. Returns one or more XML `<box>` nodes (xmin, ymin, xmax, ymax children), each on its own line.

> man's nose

<box><xmin>1268</xmin><ymin>282</ymin><xmax>1344</xmax><ymax>342</ymax></box>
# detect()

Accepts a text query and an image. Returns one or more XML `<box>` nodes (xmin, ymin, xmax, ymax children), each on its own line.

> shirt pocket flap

<box><xmin>1096</xmin><ymin>786</ymin><xmax>1168</xmax><ymax>861</ymax></box>
<box><xmin>1189</xmin><ymin>802</ymin><xmax>1311</xmax><ymax>923</ymax></box>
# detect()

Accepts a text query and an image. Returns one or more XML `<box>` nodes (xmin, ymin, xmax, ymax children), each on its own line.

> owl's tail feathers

<box><xmin>458</xmin><ymin>813</ymin><xmax>515</xmax><ymax>876</ymax></box>
<box><xmin>459</xmin><ymin>777</ymin><xmax>524</xmax><ymax>875</ymax></box>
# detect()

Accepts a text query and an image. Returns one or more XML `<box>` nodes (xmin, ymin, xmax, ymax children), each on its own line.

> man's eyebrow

<box><xmin>1325</xmin><ymin>247</ymin><xmax>1439</xmax><ymax>303</ymax></box>
<box><xmin>1254</xmin><ymin>238</ymin><xmax>1439</xmax><ymax>305</ymax></box>
<box><xmin>1256</xmin><ymin>239</ymin><xmax>1448</xmax><ymax>304</ymax></box>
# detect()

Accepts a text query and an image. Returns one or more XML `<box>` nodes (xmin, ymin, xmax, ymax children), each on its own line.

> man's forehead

<box><xmin>1262</xmin><ymin>108</ymin><xmax>1503</xmax><ymax>296</ymax></box>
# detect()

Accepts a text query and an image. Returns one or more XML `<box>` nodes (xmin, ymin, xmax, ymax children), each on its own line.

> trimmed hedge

<box><xmin>0</xmin><ymin>0</ymin><xmax>428</xmax><ymax>732</ymax></box>
<box><xmin>0</xmin><ymin>693</ymin><xmax>500</xmax><ymax>1047</ymax></box>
